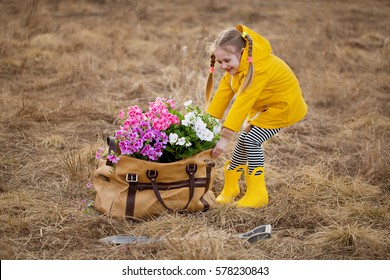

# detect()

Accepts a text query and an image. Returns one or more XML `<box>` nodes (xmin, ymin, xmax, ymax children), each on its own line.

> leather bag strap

<box><xmin>146</xmin><ymin>163</ymin><xmax>198</xmax><ymax>212</ymax></box>
<box><xmin>106</xmin><ymin>136</ymin><xmax>117</xmax><ymax>166</ymax></box>
<box><xmin>200</xmin><ymin>161</ymin><xmax>214</xmax><ymax>211</ymax></box>
<box><xmin>182</xmin><ymin>163</ymin><xmax>197</xmax><ymax>209</ymax></box>
<box><xmin>126</xmin><ymin>182</ymin><xmax>137</xmax><ymax>217</ymax></box>
<box><xmin>124</xmin><ymin>161</ymin><xmax>214</xmax><ymax>217</ymax></box>
<box><xmin>204</xmin><ymin>161</ymin><xmax>214</xmax><ymax>193</ymax></box>
<box><xmin>147</xmin><ymin>170</ymin><xmax>174</xmax><ymax>211</ymax></box>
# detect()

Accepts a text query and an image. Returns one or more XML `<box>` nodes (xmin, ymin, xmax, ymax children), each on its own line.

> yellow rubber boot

<box><xmin>235</xmin><ymin>166</ymin><xmax>268</xmax><ymax>208</ymax></box>
<box><xmin>216</xmin><ymin>161</ymin><xmax>245</xmax><ymax>204</ymax></box>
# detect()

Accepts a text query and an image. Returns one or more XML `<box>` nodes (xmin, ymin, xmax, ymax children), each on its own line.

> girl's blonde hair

<box><xmin>206</xmin><ymin>28</ymin><xmax>254</xmax><ymax>105</ymax></box>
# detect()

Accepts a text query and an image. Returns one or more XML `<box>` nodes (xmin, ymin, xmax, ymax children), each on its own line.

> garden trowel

<box><xmin>99</xmin><ymin>224</ymin><xmax>271</xmax><ymax>245</ymax></box>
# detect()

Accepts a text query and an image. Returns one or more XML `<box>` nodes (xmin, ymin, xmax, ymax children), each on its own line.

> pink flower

<box><xmin>86</xmin><ymin>182</ymin><xmax>93</xmax><ymax>189</ymax></box>
<box><xmin>118</xmin><ymin>109</ymin><xmax>125</xmax><ymax>119</ymax></box>
<box><xmin>107</xmin><ymin>153</ymin><xmax>120</xmax><ymax>164</ymax></box>
<box><xmin>166</xmin><ymin>99</ymin><xmax>175</xmax><ymax>109</ymax></box>
<box><xmin>95</xmin><ymin>147</ymin><xmax>104</xmax><ymax>159</ymax></box>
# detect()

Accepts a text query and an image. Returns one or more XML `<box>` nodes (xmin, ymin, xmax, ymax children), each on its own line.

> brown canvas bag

<box><xmin>93</xmin><ymin>137</ymin><xmax>217</xmax><ymax>219</ymax></box>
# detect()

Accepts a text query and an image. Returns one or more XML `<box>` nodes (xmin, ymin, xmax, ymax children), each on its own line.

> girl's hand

<box><xmin>243</xmin><ymin>120</ymin><xmax>252</xmax><ymax>133</ymax></box>
<box><xmin>211</xmin><ymin>137</ymin><xmax>229</xmax><ymax>158</ymax></box>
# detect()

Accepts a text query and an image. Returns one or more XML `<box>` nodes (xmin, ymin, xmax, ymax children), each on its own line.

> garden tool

<box><xmin>99</xmin><ymin>224</ymin><xmax>271</xmax><ymax>245</ymax></box>
<box><xmin>238</xmin><ymin>224</ymin><xmax>272</xmax><ymax>243</ymax></box>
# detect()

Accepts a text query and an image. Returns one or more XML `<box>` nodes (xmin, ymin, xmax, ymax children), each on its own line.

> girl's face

<box><xmin>214</xmin><ymin>46</ymin><xmax>242</xmax><ymax>75</ymax></box>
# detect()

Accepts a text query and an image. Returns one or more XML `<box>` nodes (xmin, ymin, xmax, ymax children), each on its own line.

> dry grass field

<box><xmin>1</xmin><ymin>0</ymin><xmax>389</xmax><ymax>260</ymax></box>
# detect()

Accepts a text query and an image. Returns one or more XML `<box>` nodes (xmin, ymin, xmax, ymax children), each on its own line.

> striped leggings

<box><xmin>229</xmin><ymin>126</ymin><xmax>282</xmax><ymax>175</ymax></box>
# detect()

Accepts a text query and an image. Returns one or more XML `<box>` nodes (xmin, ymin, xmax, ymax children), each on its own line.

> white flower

<box><xmin>177</xmin><ymin>137</ymin><xmax>186</xmax><ymax>146</ymax></box>
<box><xmin>182</xmin><ymin>112</ymin><xmax>196</xmax><ymax>126</ymax></box>
<box><xmin>194</xmin><ymin>117</ymin><xmax>207</xmax><ymax>131</ymax></box>
<box><xmin>184</xmin><ymin>100</ymin><xmax>192</xmax><ymax>107</ymax></box>
<box><xmin>169</xmin><ymin>133</ymin><xmax>178</xmax><ymax>144</ymax></box>
<box><xmin>213</xmin><ymin>123</ymin><xmax>222</xmax><ymax>134</ymax></box>
<box><xmin>181</xmin><ymin>119</ymin><xmax>189</xmax><ymax>126</ymax></box>
<box><xmin>205</xmin><ymin>130</ymin><xmax>214</xmax><ymax>141</ymax></box>
<box><xmin>185</xmin><ymin>142</ymin><xmax>192</xmax><ymax>147</ymax></box>
<box><xmin>196</xmin><ymin>129</ymin><xmax>214</xmax><ymax>141</ymax></box>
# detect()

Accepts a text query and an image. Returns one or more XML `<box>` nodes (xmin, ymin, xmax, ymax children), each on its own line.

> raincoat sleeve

<box><xmin>223</xmin><ymin>68</ymin><xmax>270</xmax><ymax>132</ymax></box>
<box><xmin>207</xmin><ymin>73</ymin><xmax>234</xmax><ymax>120</ymax></box>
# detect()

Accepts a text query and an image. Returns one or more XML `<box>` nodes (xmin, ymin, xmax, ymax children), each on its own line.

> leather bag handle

<box><xmin>146</xmin><ymin>164</ymin><xmax>197</xmax><ymax>212</ymax></box>
<box><xmin>183</xmin><ymin>163</ymin><xmax>197</xmax><ymax>209</ymax></box>
<box><xmin>147</xmin><ymin>170</ymin><xmax>174</xmax><ymax>211</ymax></box>
<box><xmin>106</xmin><ymin>136</ymin><xmax>117</xmax><ymax>166</ymax></box>
<box><xmin>125</xmin><ymin>161</ymin><xmax>214</xmax><ymax>218</ymax></box>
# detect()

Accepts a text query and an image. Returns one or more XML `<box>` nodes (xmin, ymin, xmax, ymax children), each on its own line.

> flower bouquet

<box><xmin>96</xmin><ymin>97</ymin><xmax>221</xmax><ymax>165</ymax></box>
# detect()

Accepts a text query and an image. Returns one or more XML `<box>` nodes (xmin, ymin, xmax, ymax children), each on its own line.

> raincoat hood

<box><xmin>236</xmin><ymin>24</ymin><xmax>273</xmax><ymax>73</ymax></box>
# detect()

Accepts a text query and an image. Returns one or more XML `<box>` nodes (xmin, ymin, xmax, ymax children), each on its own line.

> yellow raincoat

<box><xmin>207</xmin><ymin>25</ymin><xmax>308</xmax><ymax>132</ymax></box>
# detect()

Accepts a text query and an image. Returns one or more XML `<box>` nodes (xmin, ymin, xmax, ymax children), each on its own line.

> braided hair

<box><xmin>206</xmin><ymin>28</ymin><xmax>254</xmax><ymax>105</ymax></box>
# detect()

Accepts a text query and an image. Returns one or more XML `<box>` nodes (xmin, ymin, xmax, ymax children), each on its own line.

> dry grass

<box><xmin>0</xmin><ymin>0</ymin><xmax>389</xmax><ymax>260</ymax></box>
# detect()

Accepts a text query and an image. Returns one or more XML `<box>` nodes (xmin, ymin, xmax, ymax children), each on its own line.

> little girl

<box><xmin>206</xmin><ymin>24</ymin><xmax>308</xmax><ymax>208</ymax></box>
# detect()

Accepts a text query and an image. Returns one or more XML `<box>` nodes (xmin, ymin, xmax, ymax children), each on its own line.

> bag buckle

<box><xmin>186</xmin><ymin>163</ymin><xmax>197</xmax><ymax>175</ymax></box>
<box><xmin>126</xmin><ymin>173</ymin><xmax>138</xmax><ymax>182</ymax></box>
<box><xmin>146</xmin><ymin>170</ymin><xmax>158</xmax><ymax>180</ymax></box>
